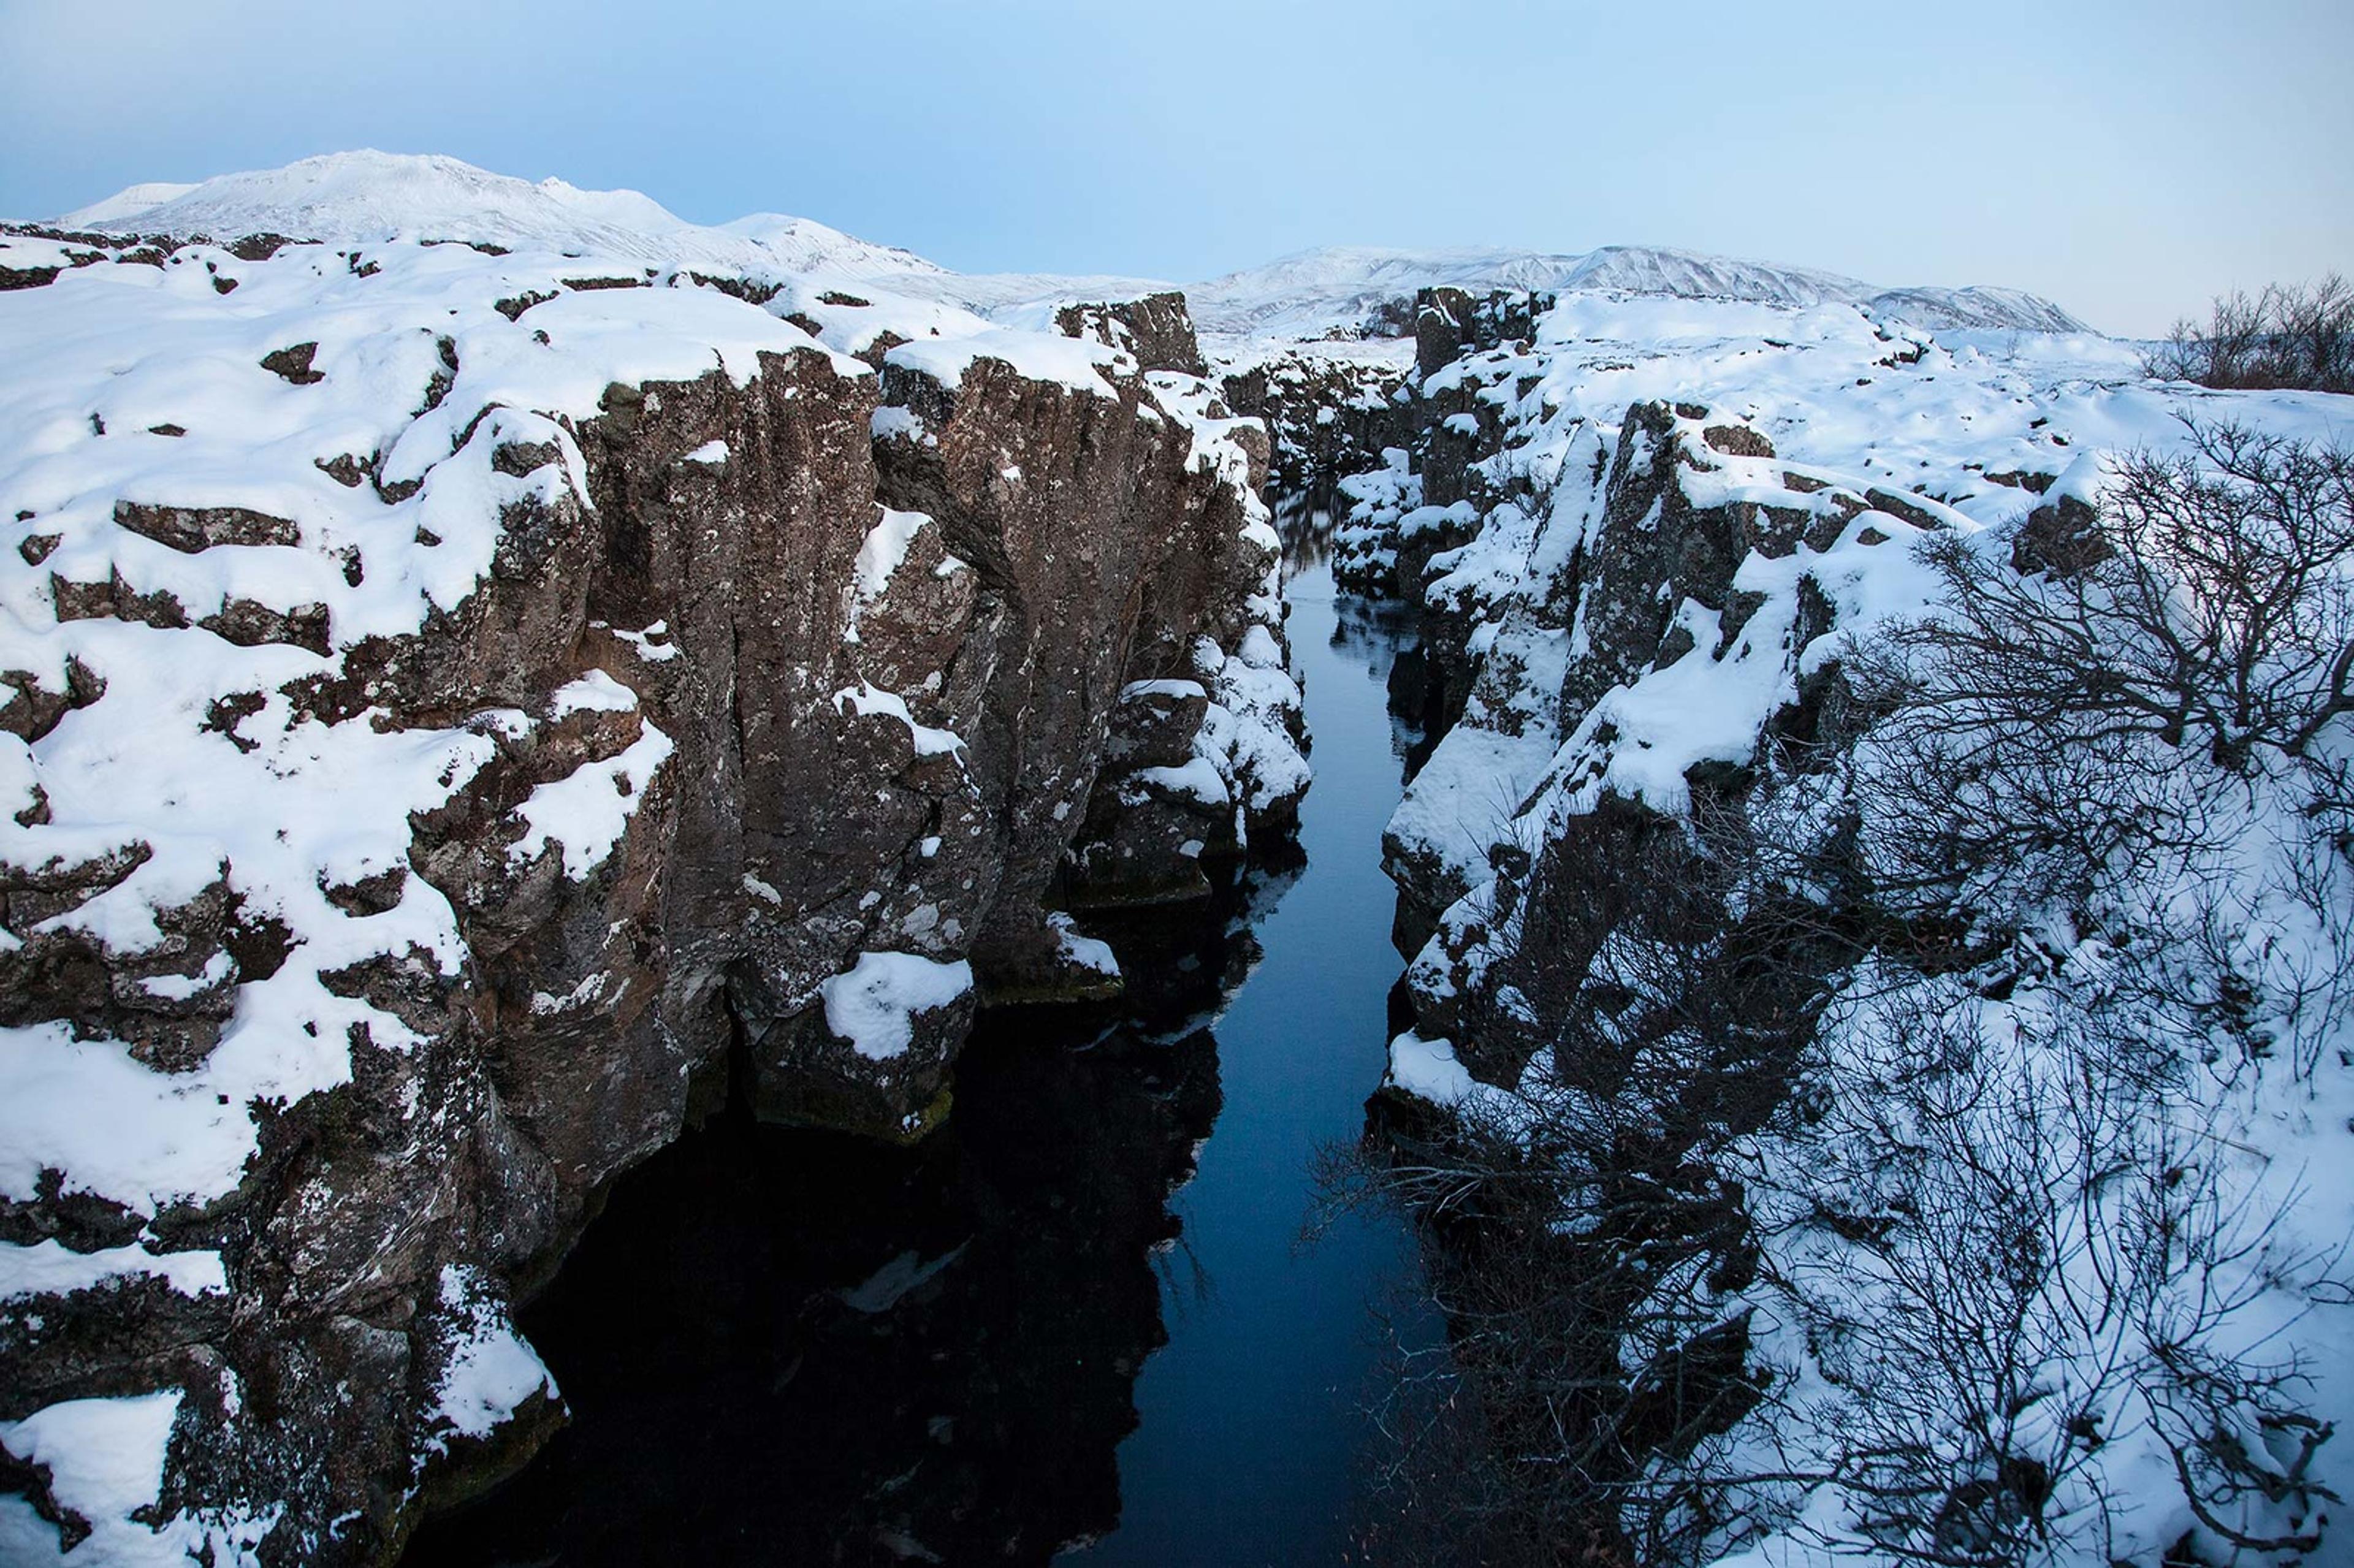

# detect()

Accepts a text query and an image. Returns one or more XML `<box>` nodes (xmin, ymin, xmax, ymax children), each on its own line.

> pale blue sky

<box><xmin>4</xmin><ymin>0</ymin><xmax>2347</xmax><ymax>333</ymax></box>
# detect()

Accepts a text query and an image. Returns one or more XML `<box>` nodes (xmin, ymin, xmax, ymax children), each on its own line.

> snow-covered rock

<box><xmin>1355</xmin><ymin>278</ymin><xmax>2354</xmax><ymax>1568</ymax></box>
<box><xmin>0</xmin><ymin>154</ymin><xmax>1303</xmax><ymax>1564</ymax></box>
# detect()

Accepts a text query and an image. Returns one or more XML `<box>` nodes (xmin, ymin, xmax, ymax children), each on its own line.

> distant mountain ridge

<box><xmin>1186</xmin><ymin>243</ymin><xmax>2089</xmax><ymax>336</ymax></box>
<box><xmin>54</xmin><ymin>151</ymin><xmax>2090</xmax><ymax>338</ymax></box>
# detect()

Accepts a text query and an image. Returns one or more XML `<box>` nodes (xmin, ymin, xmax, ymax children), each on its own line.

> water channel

<box><xmin>405</xmin><ymin>541</ymin><xmax>1428</xmax><ymax>1567</ymax></box>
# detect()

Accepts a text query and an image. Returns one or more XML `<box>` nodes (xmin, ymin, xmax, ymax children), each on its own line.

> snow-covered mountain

<box><xmin>52</xmin><ymin>151</ymin><xmax>2090</xmax><ymax>340</ymax></box>
<box><xmin>1187</xmin><ymin>242</ymin><xmax>2088</xmax><ymax>337</ymax></box>
<box><xmin>56</xmin><ymin>180</ymin><xmax>201</xmax><ymax>227</ymax></box>
<box><xmin>58</xmin><ymin>150</ymin><xmax>942</xmax><ymax>284</ymax></box>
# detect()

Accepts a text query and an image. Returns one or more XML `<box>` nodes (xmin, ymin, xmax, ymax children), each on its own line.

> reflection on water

<box><xmin>1276</xmin><ymin>495</ymin><xmax>1336</xmax><ymax>572</ymax></box>
<box><xmin>1072</xmin><ymin>550</ymin><xmax>1425</xmax><ymax>1567</ymax></box>
<box><xmin>405</xmin><ymin>519</ymin><xmax>1423</xmax><ymax>1568</ymax></box>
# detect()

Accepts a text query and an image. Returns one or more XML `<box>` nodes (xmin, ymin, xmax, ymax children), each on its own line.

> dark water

<box><xmin>403</xmin><ymin>554</ymin><xmax>1423</xmax><ymax>1567</ymax></box>
<box><xmin>1073</xmin><ymin>562</ymin><xmax>1424</xmax><ymax>1566</ymax></box>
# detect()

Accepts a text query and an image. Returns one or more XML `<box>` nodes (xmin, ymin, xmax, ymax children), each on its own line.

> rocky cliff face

<box><xmin>1217</xmin><ymin>345</ymin><xmax>1414</xmax><ymax>512</ymax></box>
<box><xmin>0</xmin><ymin>227</ymin><xmax>1301</xmax><ymax>1564</ymax></box>
<box><xmin>1330</xmin><ymin>282</ymin><xmax>2354</xmax><ymax>1568</ymax></box>
<box><xmin>1328</xmin><ymin>287</ymin><xmax>2016</xmax><ymax>942</ymax></box>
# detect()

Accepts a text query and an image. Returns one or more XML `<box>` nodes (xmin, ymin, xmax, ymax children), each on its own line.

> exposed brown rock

<box><xmin>1054</xmin><ymin>291</ymin><xmax>1209</xmax><ymax>376</ymax></box>
<box><xmin>261</xmin><ymin>342</ymin><xmax>326</xmax><ymax>385</ymax></box>
<box><xmin>1</xmin><ymin>302</ymin><xmax>1295</xmax><ymax>1562</ymax></box>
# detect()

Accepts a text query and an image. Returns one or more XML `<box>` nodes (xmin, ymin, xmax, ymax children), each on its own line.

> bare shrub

<box><xmin>2145</xmin><ymin>276</ymin><xmax>2354</xmax><ymax>394</ymax></box>
<box><xmin>1731</xmin><ymin>989</ymin><xmax>2341</xmax><ymax>1567</ymax></box>
<box><xmin>1845</xmin><ymin>422</ymin><xmax>2354</xmax><ymax>1067</ymax></box>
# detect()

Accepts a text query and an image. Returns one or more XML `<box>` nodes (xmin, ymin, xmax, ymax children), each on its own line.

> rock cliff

<box><xmin>0</xmin><ymin>226</ymin><xmax>1301</xmax><ymax>1563</ymax></box>
<box><xmin>1331</xmin><ymin>283</ymin><xmax>2354</xmax><ymax>1567</ymax></box>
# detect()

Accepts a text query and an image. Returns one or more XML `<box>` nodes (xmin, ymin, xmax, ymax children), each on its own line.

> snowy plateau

<box><xmin>0</xmin><ymin>150</ymin><xmax>2347</xmax><ymax>1568</ymax></box>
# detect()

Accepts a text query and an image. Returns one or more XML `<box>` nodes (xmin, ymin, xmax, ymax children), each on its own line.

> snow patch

<box><xmin>818</xmin><ymin>951</ymin><xmax>974</xmax><ymax>1061</ymax></box>
<box><xmin>0</xmin><ymin>1240</ymin><xmax>225</xmax><ymax>1302</ymax></box>
<box><xmin>425</xmin><ymin>1265</ymin><xmax>557</xmax><ymax>1453</ymax></box>
<box><xmin>508</xmin><ymin>723</ymin><xmax>674</xmax><ymax>879</ymax></box>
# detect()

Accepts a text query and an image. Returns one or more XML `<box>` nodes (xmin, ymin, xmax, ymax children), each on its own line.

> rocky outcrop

<box><xmin>1346</xmin><ymin>272</ymin><xmax>2350</xmax><ymax>1568</ymax></box>
<box><xmin>0</xmin><ymin>229</ymin><xmax>1302</xmax><ymax>1563</ymax></box>
<box><xmin>1219</xmin><ymin>349</ymin><xmax>1414</xmax><ymax>511</ymax></box>
<box><xmin>1252</xmin><ymin>284</ymin><xmax>1968</xmax><ymax>1049</ymax></box>
<box><xmin>1411</xmin><ymin>286</ymin><xmax>1552</xmax><ymax>380</ymax></box>
<box><xmin>1053</xmin><ymin>292</ymin><xmax>1208</xmax><ymax>377</ymax></box>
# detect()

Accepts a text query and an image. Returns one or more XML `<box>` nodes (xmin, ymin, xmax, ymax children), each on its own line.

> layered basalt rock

<box><xmin>0</xmin><ymin>227</ymin><xmax>1302</xmax><ymax>1564</ymax></box>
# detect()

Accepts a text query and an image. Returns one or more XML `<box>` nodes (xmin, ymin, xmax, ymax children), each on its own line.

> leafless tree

<box><xmin>1721</xmin><ymin>991</ymin><xmax>2341</xmax><ymax>1567</ymax></box>
<box><xmin>1843</xmin><ymin>421</ymin><xmax>2354</xmax><ymax>1067</ymax></box>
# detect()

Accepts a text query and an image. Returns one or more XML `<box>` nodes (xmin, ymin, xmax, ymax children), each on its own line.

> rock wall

<box><xmin>1219</xmin><ymin>348</ymin><xmax>1414</xmax><ymax>512</ymax></box>
<box><xmin>1337</xmin><ymin>281</ymin><xmax>2354</xmax><ymax>1568</ymax></box>
<box><xmin>0</xmin><ymin>229</ymin><xmax>1301</xmax><ymax>1564</ymax></box>
<box><xmin>1321</xmin><ymin>287</ymin><xmax>1967</xmax><ymax>940</ymax></box>
<box><xmin>1053</xmin><ymin>292</ymin><xmax>1209</xmax><ymax>377</ymax></box>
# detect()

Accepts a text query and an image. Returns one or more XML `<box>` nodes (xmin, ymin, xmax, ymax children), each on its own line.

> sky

<box><xmin>2</xmin><ymin>0</ymin><xmax>2348</xmax><ymax>336</ymax></box>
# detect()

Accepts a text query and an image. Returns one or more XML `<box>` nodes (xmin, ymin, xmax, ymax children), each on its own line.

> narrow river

<box><xmin>403</xmin><ymin>550</ymin><xmax>1424</xmax><ymax>1567</ymax></box>
<box><xmin>1076</xmin><ymin>558</ymin><xmax>1423</xmax><ymax>1564</ymax></box>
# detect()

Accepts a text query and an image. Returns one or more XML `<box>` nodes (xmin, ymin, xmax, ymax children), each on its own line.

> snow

<box><xmin>529</xmin><ymin>970</ymin><xmax>612</xmax><ymax>1016</ymax></box>
<box><xmin>0</xmin><ymin>1239</ymin><xmax>225</xmax><ymax>1301</ymax></box>
<box><xmin>0</xmin><ymin>1391</ymin><xmax>181</xmax><ymax>1566</ymax></box>
<box><xmin>548</xmin><ymin>669</ymin><xmax>638</xmax><ymax>717</ymax></box>
<box><xmin>56</xmin><ymin>181</ymin><xmax>199</xmax><ymax>227</ymax></box>
<box><xmin>852</xmin><ymin>508</ymin><xmax>929</xmax><ymax>600</ymax></box>
<box><xmin>59</xmin><ymin>151</ymin><xmax>933</xmax><ymax>289</ymax></box>
<box><xmin>833</xmin><ymin>681</ymin><xmax>964</xmax><ymax>758</ymax></box>
<box><xmin>844</xmin><ymin>505</ymin><xmax>932</xmax><ymax>642</ymax></box>
<box><xmin>1048</xmin><ymin>910</ymin><xmax>1121</xmax><ymax>978</ymax></box>
<box><xmin>1385</xmin><ymin>1030</ymin><xmax>1475</xmax><ymax>1105</ymax></box>
<box><xmin>870</xmin><ymin>405</ymin><xmax>931</xmax><ymax>445</ymax></box>
<box><xmin>1385</xmin><ymin>1030</ymin><xmax>1529</xmax><ymax>1132</ymax></box>
<box><xmin>508</xmin><ymin>723</ymin><xmax>675</xmax><ymax>880</ymax></box>
<box><xmin>137</xmin><ymin>950</ymin><xmax>235</xmax><ymax>1001</ymax></box>
<box><xmin>1127</xmin><ymin>755</ymin><xmax>1230</xmax><ymax>809</ymax></box>
<box><xmin>608</xmin><ymin>620</ymin><xmax>680</xmax><ymax>662</ymax></box>
<box><xmin>818</xmin><ymin>951</ymin><xmax>975</xmax><ymax>1061</ymax></box>
<box><xmin>882</xmin><ymin>328</ymin><xmax>1132</xmax><ymax>400</ymax></box>
<box><xmin>1121</xmin><ymin>678</ymin><xmax>1206</xmax><ymax>702</ymax></box>
<box><xmin>426</xmin><ymin>1265</ymin><xmax>558</xmax><ymax>1452</ymax></box>
<box><xmin>682</xmin><ymin>438</ymin><xmax>728</xmax><ymax>465</ymax></box>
